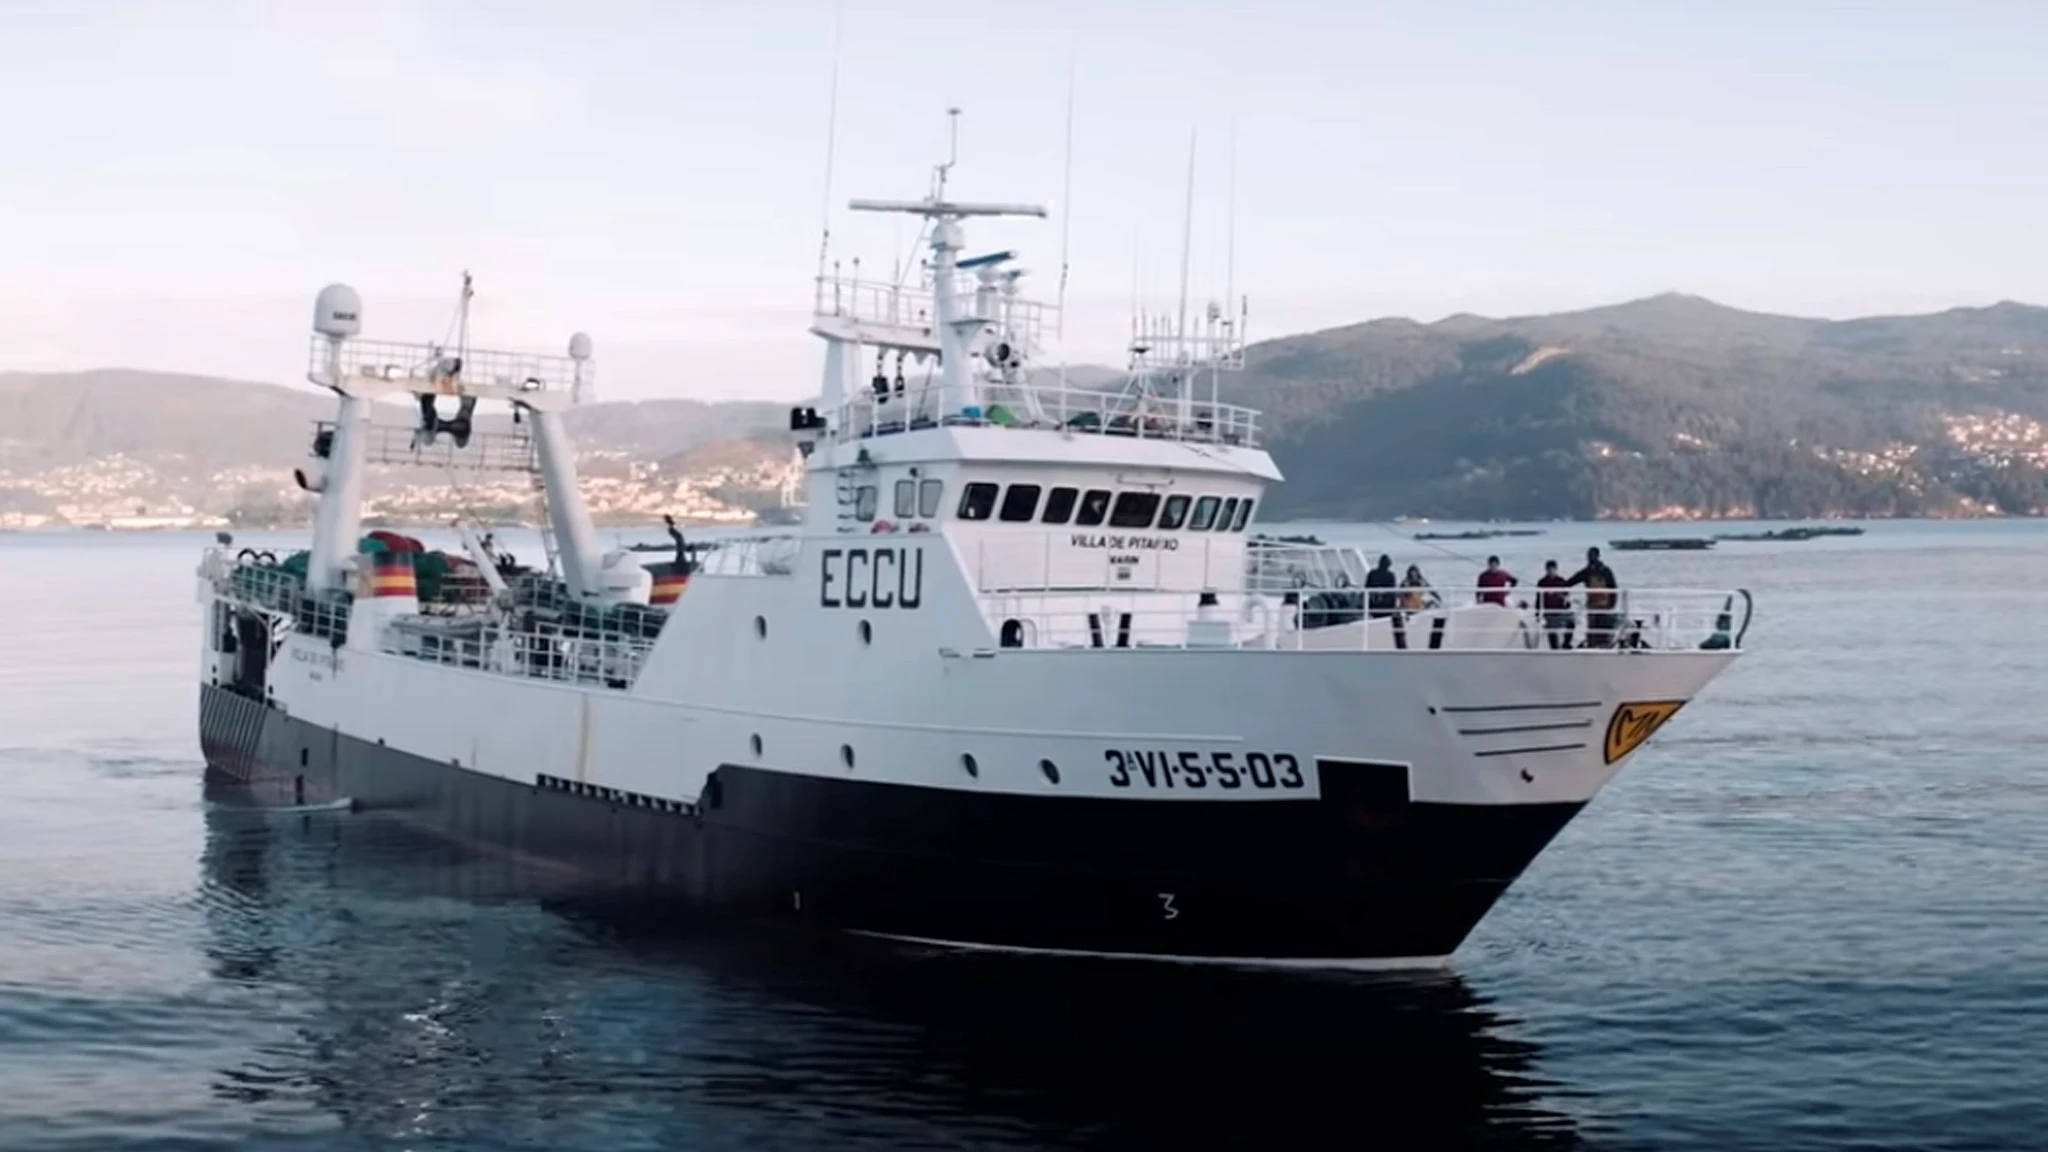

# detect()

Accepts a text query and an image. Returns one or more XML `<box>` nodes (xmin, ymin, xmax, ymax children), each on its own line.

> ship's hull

<box><xmin>200</xmin><ymin>683</ymin><xmax>1584</xmax><ymax>966</ymax></box>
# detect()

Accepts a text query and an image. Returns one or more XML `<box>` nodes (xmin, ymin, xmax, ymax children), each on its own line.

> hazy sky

<box><xmin>3</xmin><ymin>0</ymin><xmax>2045</xmax><ymax>401</ymax></box>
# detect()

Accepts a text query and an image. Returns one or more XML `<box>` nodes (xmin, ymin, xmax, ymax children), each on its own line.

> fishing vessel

<box><xmin>194</xmin><ymin>136</ymin><xmax>1752</xmax><ymax>969</ymax></box>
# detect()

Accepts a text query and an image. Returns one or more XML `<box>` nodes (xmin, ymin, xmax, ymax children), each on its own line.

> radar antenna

<box><xmin>1056</xmin><ymin>61</ymin><xmax>1075</xmax><ymax>338</ymax></box>
<box><xmin>932</xmin><ymin>106</ymin><xmax>961</xmax><ymax>201</ymax></box>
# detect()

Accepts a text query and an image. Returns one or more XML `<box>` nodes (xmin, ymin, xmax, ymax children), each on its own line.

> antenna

<box><xmin>1056</xmin><ymin>56</ymin><xmax>1075</xmax><ymax>339</ymax></box>
<box><xmin>932</xmin><ymin>106</ymin><xmax>962</xmax><ymax>199</ymax></box>
<box><xmin>1220</xmin><ymin>116</ymin><xmax>1238</xmax><ymax>415</ymax></box>
<box><xmin>456</xmin><ymin>270</ymin><xmax>474</xmax><ymax>359</ymax></box>
<box><xmin>1128</xmin><ymin>233</ymin><xmax>1141</xmax><ymax>363</ymax></box>
<box><xmin>1226</xmin><ymin>116</ymin><xmax>1237</xmax><ymax>325</ymax></box>
<box><xmin>815</xmin><ymin>4</ymin><xmax>844</xmax><ymax>282</ymax></box>
<box><xmin>1175</xmin><ymin>129</ymin><xmax>1196</xmax><ymax>356</ymax></box>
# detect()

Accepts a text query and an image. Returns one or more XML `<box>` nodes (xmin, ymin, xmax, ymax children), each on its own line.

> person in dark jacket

<box><xmin>1565</xmin><ymin>546</ymin><xmax>1619</xmax><ymax>648</ymax></box>
<box><xmin>1364</xmin><ymin>554</ymin><xmax>1405</xmax><ymax>648</ymax></box>
<box><xmin>1536</xmin><ymin>559</ymin><xmax>1573</xmax><ymax>649</ymax></box>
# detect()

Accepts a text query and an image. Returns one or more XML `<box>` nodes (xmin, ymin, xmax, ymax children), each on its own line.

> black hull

<box><xmin>199</xmin><ymin>684</ymin><xmax>1583</xmax><ymax>964</ymax></box>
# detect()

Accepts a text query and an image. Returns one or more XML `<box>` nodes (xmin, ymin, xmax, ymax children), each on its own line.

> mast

<box><xmin>306</xmin><ymin>284</ymin><xmax>367</xmax><ymax>596</ymax></box>
<box><xmin>846</xmin><ymin>109</ymin><xmax>1047</xmax><ymax>421</ymax></box>
<box><xmin>1175</xmin><ymin>129</ymin><xmax>1197</xmax><ymax>431</ymax></box>
<box><xmin>298</xmin><ymin>277</ymin><xmax>600</xmax><ymax>599</ymax></box>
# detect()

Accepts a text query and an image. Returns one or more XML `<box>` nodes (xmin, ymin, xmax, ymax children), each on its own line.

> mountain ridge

<box><xmin>8</xmin><ymin>292</ymin><xmax>2048</xmax><ymax>523</ymax></box>
<box><xmin>1224</xmin><ymin>293</ymin><xmax>2048</xmax><ymax>520</ymax></box>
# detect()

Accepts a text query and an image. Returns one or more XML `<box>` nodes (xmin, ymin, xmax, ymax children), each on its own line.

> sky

<box><xmin>3</xmin><ymin>0</ymin><xmax>2046</xmax><ymax>402</ymax></box>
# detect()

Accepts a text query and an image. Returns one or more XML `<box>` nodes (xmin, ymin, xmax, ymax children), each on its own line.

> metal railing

<box><xmin>336</xmin><ymin>420</ymin><xmax>539</xmax><ymax>474</ymax></box>
<box><xmin>834</xmin><ymin>378</ymin><xmax>1263</xmax><ymax>448</ymax></box>
<box><xmin>382</xmin><ymin>617</ymin><xmax>656</xmax><ymax>688</ymax></box>
<box><xmin>1246</xmin><ymin>540</ymin><xmax>1373</xmax><ymax>594</ymax></box>
<box><xmin>813</xmin><ymin>273</ymin><xmax>1055</xmax><ymax>353</ymax></box>
<box><xmin>204</xmin><ymin>549</ymin><xmax>354</xmax><ymax>643</ymax></box>
<box><xmin>974</xmin><ymin>587</ymin><xmax>1752</xmax><ymax>654</ymax></box>
<box><xmin>205</xmin><ymin>548</ymin><xmax>663</xmax><ymax>689</ymax></box>
<box><xmin>311</xmin><ymin>336</ymin><xmax>589</xmax><ymax>401</ymax></box>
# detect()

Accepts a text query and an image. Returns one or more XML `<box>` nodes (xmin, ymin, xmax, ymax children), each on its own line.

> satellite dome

<box><xmin>568</xmin><ymin>332</ymin><xmax>594</xmax><ymax>361</ymax></box>
<box><xmin>313</xmin><ymin>284</ymin><xmax>363</xmax><ymax>339</ymax></box>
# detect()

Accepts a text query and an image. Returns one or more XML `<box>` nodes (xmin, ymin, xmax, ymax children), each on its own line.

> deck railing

<box><xmin>311</xmin><ymin>336</ymin><xmax>587</xmax><ymax>400</ymax></box>
<box><xmin>974</xmin><ymin>586</ymin><xmax>1752</xmax><ymax>654</ymax></box>
<box><xmin>381</xmin><ymin>618</ymin><xmax>656</xmax><ymax>688</ymax></box>
<box><xmin>833</xmin><ymin>379</ymin><xmax>1262</xmax><ymax>450</ymax></box>
<box><xmin>812</xmin><ymin>272</ymin><xmax>1055</xmax><ymax>354</ymax></box>
<box><xmin>205</xmin><ymin>549</ymin><xmax>662</xmax><ymax>689</ymax></box>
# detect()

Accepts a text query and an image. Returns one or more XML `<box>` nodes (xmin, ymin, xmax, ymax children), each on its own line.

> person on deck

<box><xmin>1365</xmin><ymin>554</ymin><xmax>1405</xmax><ymax>648</ymax></box>
<box><xmin>1476</xmin><ymin>555</ymin><xmax>1518</xmax><ymax>606</ymax></box>
<box><xmin>1536</xmin><ymin>559</ymin><xmax>1574</xmax><ymax>650</ymax></box>
<box><xmin>1566</xmin><ymin>546</ymin><xmax>1619</xmax><ymax>648</ymax></box>
<box><xmin>1400</xmin><ymin>564</ymin><xmax>1439</xmax><ymax>613</ymax></box>
<box><xmin>663</xmin><ymin>513</ymin><xmax>694</xmax><ymax>575</ymax></box>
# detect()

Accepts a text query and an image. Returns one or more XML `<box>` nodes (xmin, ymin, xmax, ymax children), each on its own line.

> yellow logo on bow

<box><xmin>1603</xmin><ymin>700</ymin><xmax>1686</xmax><ymax>764</ymax></box>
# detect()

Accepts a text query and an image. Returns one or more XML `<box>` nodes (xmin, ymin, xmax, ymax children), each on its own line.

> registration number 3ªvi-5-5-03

<box><xmin>1105</xmin><ymin>750</ymin><xmax>1305</xmax><ymax>790</ymax></box>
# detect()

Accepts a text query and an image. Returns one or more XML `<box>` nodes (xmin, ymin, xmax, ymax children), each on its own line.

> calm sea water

<box><xmin>2</xmin><ymin>521</ymin><xmax>2044</xmax><ymax>1151</ymax></box>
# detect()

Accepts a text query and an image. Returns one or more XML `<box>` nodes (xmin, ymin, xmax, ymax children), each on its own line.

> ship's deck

<box><xmin>202</xmin><ymin>536</ymin><xmax>1747</xmax><ymax>699</ymax></box>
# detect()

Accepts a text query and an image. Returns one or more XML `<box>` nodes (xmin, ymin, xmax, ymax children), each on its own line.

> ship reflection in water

<box><xmin>198</xmin><ymin>788</ymin><xmax>1587</xmax><ymax>1150</ymax></box>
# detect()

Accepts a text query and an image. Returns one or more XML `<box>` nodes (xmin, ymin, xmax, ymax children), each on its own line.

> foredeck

<box><xmin>961</xmin><ymin>533</ymin><xmax>1750</xmax><ymax>653</ymax></box>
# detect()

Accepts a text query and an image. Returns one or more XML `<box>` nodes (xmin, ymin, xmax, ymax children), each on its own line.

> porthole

<box><xmin>858</xmin><ymin>620</ymin><xmax>872</xmax><ymax>645</ymax></box>
<box><xmin>841</xmin><ymin>744</ymin><xmax>856</xmax><ymax>769</ymax></box>
<box><xmin>962</xmin><ymin>753</ymin><xmax>979</xmax><ymax>778</ymax></box>
<box><xmin>1040</xmin><ymin>758</ymin><xmax>1061</xmax><ymax>785</ymax></box>
<box><xmin>754</xmin><ymin>615</ymin><xmax>767</xmax><ymax>639</ymax></box>
<box><xmin>750</xmin><ymin>733</ymin><xmax>763</xmax><ymax>757</ymax></box>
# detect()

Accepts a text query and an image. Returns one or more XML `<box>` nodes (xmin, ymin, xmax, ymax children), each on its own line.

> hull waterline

<box><xmin>201</xmin><ymin>683</ymin><xmax>1586</xmax><ymax>968</ymax></box>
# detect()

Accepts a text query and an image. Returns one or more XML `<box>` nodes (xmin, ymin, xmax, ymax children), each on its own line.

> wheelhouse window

<box><xmin>1216</xmin><ymin>497</ymin><xmax>1240</xmax><ymax>531</ymax></box>
<box><xmin>1041</xmin><ymin>486</ymin><xmax>1079</xmax><ymax>524</ymax></box>
<box><xmin>894</xmin><ymin>479</ymin><xmax>916</xmax><ymax>519</ymax></box>
<box><xmin>855</xmin><ymin>484</ymin><xmax>878</xmax><ymax>522</ymax></box>
<box><xmin>1189</xmin><ymin>495</ymin><xmax>1221</xmax><ymax>531</ymax></box>
<box><xmin>1076</xmin><ymin>489</ymin><xmax>1112</xmax><ymax>526</ymax></box>
<box><xmin>958</xmin><ymin>482</ymin><xmax>998</xmax><ymax>520</ymax></box>
<box><xmin>1109</xmin><ymin>491</ymin><xmax>1161</xmax><ymax>529</ymax></box>
<box><xmin>1232</xmin><ymin>498</ymin><xmax>1255</xmax><ymax>531</ymax></box>
<box><xmin>998</xmin><ymin>484</ymin><xmax>1042</xmax><ymax>522</ymax></box>
<box><xmin>1157</xmin><ymin>494</ymin><xmax>1191</xmax><ymax>530</ymax></box>
<box><xmin>918</xmin><ymin>478</ymin><xmax>944</xmax><ymax>518</ymax></box>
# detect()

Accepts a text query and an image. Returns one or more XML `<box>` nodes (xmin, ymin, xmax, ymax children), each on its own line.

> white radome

<box><xmin>313</xmin><ymin>284</ymin><xmax>363</xmax><ymax>340</ymax></box>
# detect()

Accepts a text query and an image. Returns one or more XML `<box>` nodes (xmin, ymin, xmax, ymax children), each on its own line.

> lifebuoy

<box><xmin>871</xmin><ymin>520</ymin><xmax>894</xmax><ymax>533</ymax></box>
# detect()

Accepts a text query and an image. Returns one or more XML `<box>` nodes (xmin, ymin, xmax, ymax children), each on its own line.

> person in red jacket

<box><xmin>1536</xmin><ymin>559</ymin><xmax>1573</xmax><ymax>649</ymax></box>
<box><xmin>1475</xmin><ymin>555</ymin><xmax>1518</xmax><ymax>606</ymax></box>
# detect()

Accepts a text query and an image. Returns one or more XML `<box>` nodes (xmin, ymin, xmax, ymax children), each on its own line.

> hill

<box><xmin>12</xmin><ymin>294</ymin><xmax>2048</xmax><ymax>527</ymax></box>
<box><xmin>1235</xmin><ymin>294</ymin><xmax>2048</xmax><ymax>520</ymax></box>
<box><xmin>0</xmin><ymin>370</ymin><xmax>793</xmax><ymax>526</ymax></box>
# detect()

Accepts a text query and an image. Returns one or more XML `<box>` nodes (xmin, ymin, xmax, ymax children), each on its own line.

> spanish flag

<box><xmin>369</xmin><ymin>550</ymin><xmax>417</xmax><ymax>598</ymax></box>
<box><xmin>646</xmin><ymin>561</ymin><xmax>689</xmax><ymax>605</ymax></box>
